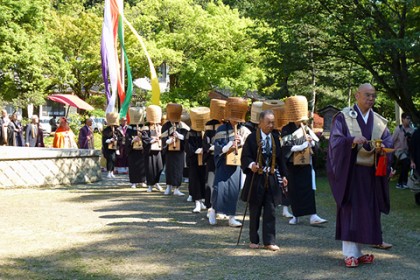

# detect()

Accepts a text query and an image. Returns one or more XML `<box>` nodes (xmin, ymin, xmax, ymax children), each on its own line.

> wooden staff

<box><xmin>152</xmin><ymin>123</ymin><xmax>162</xmax><ymax>149</ymax></box>
<box><xmin>237</xmin><ymin>141</ymin><xmax>263</xmax><ymax>246</ymax></box>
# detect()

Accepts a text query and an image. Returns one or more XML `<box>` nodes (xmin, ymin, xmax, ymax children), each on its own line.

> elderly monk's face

<box><xmin>355</xmin><ymin>85</ymin><xmax>376</xmax><ymax>113</ymax></box>
<box><xmin>260</xmin><ymin>113</ymin><xmax>275</xmax><ymax>135</ymax></box>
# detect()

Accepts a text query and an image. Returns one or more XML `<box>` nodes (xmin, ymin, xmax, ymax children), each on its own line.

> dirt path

<box><xmin>1</xmin><ymin>175</ymin><xmax>419</xmax><ymax>279</ymax></box>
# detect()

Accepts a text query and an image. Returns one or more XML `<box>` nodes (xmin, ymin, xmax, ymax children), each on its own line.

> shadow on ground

<box><xmin>1</xmin><ymin>174</ymin><xmax>419</xmax><ymax>280</ymax></box>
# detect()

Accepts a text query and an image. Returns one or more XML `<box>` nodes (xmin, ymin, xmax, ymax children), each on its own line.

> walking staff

<box><xmin>239</xmin><ymin>110</ymin><xmax>289</xmax><ymax>251</ymax></box>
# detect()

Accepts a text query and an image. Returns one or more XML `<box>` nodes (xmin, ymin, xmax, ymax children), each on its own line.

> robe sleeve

<box><xmin>376</xmin><ymin>126</ymin><xmax>392</xmax><ymax>214</ymax></box>
<box><xmin>141</xmin><ymin>130</ymin><xmax>152</xmax><ymax>147</ymax></box>
<box><xmin>214</xmin><ymin>125</ymin><xmax>230</xmax><ymax>168</ymax></box>
<box><xmin>275</xmin><ymin>136</ymin><xmax>288</xmax><ymax>178</ymax></box>
<box><xmin>125</xmin><ymin>128</ymin><xmax>134</xmax><ymax>154</ymax></box>
<box><xmin>161</xmin><ymin>122</ymin><xmax>171</xmax><ymax>150</ymax></box>
<box><xmin>241</xmin><ymin>132</ymin><xmax>256</xmax><ymax>176</ymax></box>
<box><xmin>78</xmin><ymin>126</ymin><xmax>88</xmax><ymax>148</ymax></box>
<box><xmin>327</xmin><ymin>113</ymin><xmax>356</xmax><ymax>207</ymax></box>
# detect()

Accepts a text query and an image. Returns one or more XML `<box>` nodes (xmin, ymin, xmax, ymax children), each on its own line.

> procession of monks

<box><xmin>102</xmin><ymin>84</ymin><xmax>393</xmax><ymax>267</ymax></box>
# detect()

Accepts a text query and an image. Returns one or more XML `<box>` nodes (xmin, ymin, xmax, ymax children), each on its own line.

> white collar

<box><xmin>260</xmin><ymin>130</ymin><xmax>270</xmax><ymax>140</ymax></box>
<box><xmin>355</xmin><ymin>104</ymin><xmax>371</xmax><ymax>124</ymax></box>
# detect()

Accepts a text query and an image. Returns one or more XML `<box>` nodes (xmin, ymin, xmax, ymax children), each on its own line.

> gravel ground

<box><xmin>0</xmin><ymin>174</ymin><xmax>419</xmax><ymax>280</ymax></box>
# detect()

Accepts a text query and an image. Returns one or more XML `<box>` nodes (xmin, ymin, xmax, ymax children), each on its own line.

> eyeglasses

<box><xmin>364</xmin><ymin>93</ymin><xmax>377</xmax><ymax>99</ymax></box>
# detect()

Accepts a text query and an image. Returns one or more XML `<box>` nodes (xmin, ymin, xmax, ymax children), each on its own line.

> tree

<box><xmin>316</xmin><ymin>0</ymin><xmax>420</xmax><ymax>123</ymax></box>
<box><xmin>232</xmin><ymin>0</ymin><xmax>420</xmax><ymax>122</ymax></box>
<box><xmin>0</xmin><ymin>0</ymin><xmax>60</xmax><ymax>108</ymax></box>
<box><xmin>48</xmin><ymin>8</ymin><xmax>103</xmax><ymax>100</ymax></box>
<box><xmin>125</xmin><ymin>0</ymin><xmax>265</xmax><ymax>105</ymax></box>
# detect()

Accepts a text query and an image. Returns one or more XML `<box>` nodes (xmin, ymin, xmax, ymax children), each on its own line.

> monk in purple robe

<box><xmin>327</xmin><ymin>83</ymin><xmax>393</xmax><ymax>268</ymax></box>
<box><xmin>78</xmin><ymin>118</ymin><xmax>94</xmax><ymax>149</ymax></box>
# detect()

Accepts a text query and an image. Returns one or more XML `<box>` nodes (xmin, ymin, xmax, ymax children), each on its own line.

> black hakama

<box><xmin>281</xmin><ymin>122</ymin><xmax>316</xmax><ymax>217</ymax></box>
<box><xmin>186</xmin><ymin>130</ymin><xmax>206</xmax><ymax>201</ymax></box>
<box><xmin>161</xmin><ymin>121</ymin><xmax>189</xmax><ymax>187</ymax></box>
<box><xmin>126</xmin><ymin>125</ymin><xmax>150</xmax><ymax>184</ymax></box>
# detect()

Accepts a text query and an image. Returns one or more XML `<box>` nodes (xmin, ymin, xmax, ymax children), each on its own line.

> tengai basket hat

<box><xmin>285</xmin><ymin>95</ymin><xmax>309</xmax><ymax>122</ymax></box>
<box><xmin>146</xmin><ymin>105</ymin><xmax>162</xmax><ymax>123</ymax></box>
<box><xmin>106</xmin><ymin>112</ymin><xmax>119</xmax><ymax>126</ymax></box>
<box><xmin>250</xmin><ymin>101</ymin><xmax>263</xmax><ymax>124</ymax></box>
<box><xmin>128</xmin><ymin>107</ymin><xmax>145</xmax><ymax>125</ymax></box>
<box><xmin>190</xmin><ymin>107</ymin><xmax>211</xmax><ymax>131</ymax></box>
<box><xmin>166</xmin><ymin>103</ymin><xmax>183</xmax><ymax>123</ymax></box>
<box><xmin>262</xmin><ymin>100</ymin><xmax>285</xmax><ymax>111</ymax></box>
<box><xmin>209</xmin><ymin>99</ymin><xmax>227</xmax><ymax>121</ymax></box>
<box><xmin>224</xmin><ymin>97</ymin><xmax>249</xmax><ymax>123</ymax></box>
<box><xmin>272</xmin><ymin>106</ymin><xmax>288</xmax><ymax>130</ymax></box>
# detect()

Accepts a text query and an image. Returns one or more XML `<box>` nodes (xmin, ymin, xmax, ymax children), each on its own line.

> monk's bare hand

<box><xmin>376</xmin><ymin>143</ymin><xmax>385</xmax><ymax>154</ymax></box>
<box><xmin>282</xmin><ymin>177</ymin><xmax>288</xmax><ymax>186</ymax></box>
<box><xmin>234</xmin><ymin>135</ymin><xmax>241</xmax><ymax>144</ymax></box>
<box><xmin>251</xmin><ymin>163</ymin><xmax>259</xmax><ymax>173</ymax></box>
<box><xmin>353</xmin><ymin>136</ymin><xmax>367</xmax><ymax>145</ymax></box>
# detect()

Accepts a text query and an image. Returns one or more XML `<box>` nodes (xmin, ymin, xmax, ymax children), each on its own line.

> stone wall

<box><xmin>0</xmin><ymin>147</ymin><xmax>102</xmax><ymax>188</ymax></box>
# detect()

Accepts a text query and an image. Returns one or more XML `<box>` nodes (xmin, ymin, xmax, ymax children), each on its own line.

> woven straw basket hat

<box><xmin>106</xmin><ymin>112</ymin><xmax>119</xmax><ymax>126</ymax></box>
<box><xmin>166</xmin><ymin>103</ymin><xmax>183</xmax><ymax>122</ymax></box>
<box><xmin>250</xmin><ymin>101</ymin><xmax>263</xmax><ymax>124</ymax></box>
<box><xmin>225</xmin><ymin>97</ymin><xmax>249</xmax><ymax>123</ymax></box>
<box><xmin>146</xmin><ymin>105</ymin><xmax>162</xmax><ymax>123</ymax></box>
<box><xmin>285</xmin><ymin>95</ymin><xmax>309</xmax><ymax>122</ymax></box>
<box><xmin>272</xmin><ymin>106</ymin><xmax>288</xmax><ymax>130</ymax></box>
<box><xmin>209</xmin><ymin>99</ymin><xmax>226</xmax><ymax>121</ymax></box>
<box><xmin>128</xmin><ymin>107</ymin><xmax>145</xmax><ymax>125</ymax></box>
<box><xmin>262</xmin><ymin>100</ymin><xmax>284</xmax><ymax>111</ymax></box>
<box><xmin>190</xmin><ymin>107</ymin><xmax>210</xmax><ymax>131</ymax></box>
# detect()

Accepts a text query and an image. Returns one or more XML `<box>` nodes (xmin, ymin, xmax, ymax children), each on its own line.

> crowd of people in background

<box><xmin>1</xmin><ymin>83</ymin><xmax>419</xmax><ymax>267</ymax></box>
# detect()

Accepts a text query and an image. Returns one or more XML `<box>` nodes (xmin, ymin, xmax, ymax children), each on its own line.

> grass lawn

<box><xmin>315</xmin><ymin>173</ymin><xmax>420</xmax><ymax>244</ymax></box>
<box><xmin>43</xmin><ymin>132</ymin><xmax>103</xmax><ymax>150</ymax></box>
<box><xmin>1</xmin><ymin>172</ymin><xmax>419</xmax><ymax>279</ymax></box>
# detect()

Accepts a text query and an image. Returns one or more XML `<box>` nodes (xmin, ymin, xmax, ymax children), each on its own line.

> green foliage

<box><xmin>86</xmin><ymin>95</ymin><xmax>107</xmax><ymax>116</ymax></box>
<box><xmin>44</xmin><ymin>131</ymin><xmax>102</xmax><ymax>149</ymax></box>
<box><xmin>48</xmin><ymin>7</ymin><xmax>103</xmax><ymax>101</ymax></box>
<box><xmin>67</xmin><ymin>112</ymin><xmax>83</xmax><ymax>139</ymax></box>
<box><xmin>126</xmin><ymin>0</ymin><xmax>265</xmax><ymax>104</ymax></box>
<box><xmin>0</xmin><ymin>0</ymin><xmax>59</xmax><ymax>106</ymax></box>
<box><xmin>230</xmin><ymin>0</ymin><xmax>419</xmax><ymax>123</ymax></box>
<box><xmin>2</xmin><ymin>0</ymin><xmax>418</xmax><ymax>126</ymax></box>
<box><xmin>313</xmin><ymin>134</ymin><xmax>329</xmax><ymax>175</ymax></box>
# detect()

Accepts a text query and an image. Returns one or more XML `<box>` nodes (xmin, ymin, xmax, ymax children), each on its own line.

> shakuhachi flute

<box><xmin>172</xmin><ymin>122</ymin><xmax>177</xmax><ymax>148</ymax></box>
<box><xmin>156</xmin><ymin>124</ymin><xmax>162</xmax><ymax>148</ymax></box>
<box><xmin>134</xmin><ymin>124</ymin><xmax>142</xmax><ymax>149</ymax></box>
<box><xmin>233</xmin><ymin>124</ymin><xmax>239</xmax><ymax>154</ymax></box>
<box><xmin>152</xmin><ymin>123</ymin><xmax>161</xmax><ymax>149</ymax></box>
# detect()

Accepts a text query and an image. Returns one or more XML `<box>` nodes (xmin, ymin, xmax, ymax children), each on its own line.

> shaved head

<box><xmin>357</xmin><ymin>83</ymin><xmax>375</xmax><ymax>93</ymax></box>
<box><xmin>355</xmin><ymin>83</ymin><xmax>377</xmax><ymax>114</ymax></box>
